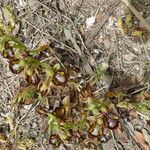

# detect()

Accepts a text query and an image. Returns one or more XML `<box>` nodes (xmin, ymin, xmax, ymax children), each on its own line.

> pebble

<box><xmin>98</xmin><ymin>36</ymin><xmax>103</xmax><ymax>43</ymax></box>
<box><xmin>123</xmin><ymin>54</ymin><xmax>134</xmax><ymax>61</ymax></box>
<box><xmin>103</xmin><ymin>39</ymin><xmax>111</xmax><ymax>49</ymax></box>
<box><xmin>32</xmin><ymin>122</ymin><xmax>37</xmax><ymax>128</ymax></box>
<box><xmin>93</xmin><ymin>49</ymin><xmax>99</xmax><ymax>54</ymax></box>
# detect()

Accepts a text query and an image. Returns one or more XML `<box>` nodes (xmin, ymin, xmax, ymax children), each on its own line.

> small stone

<box><xmin>103</xmin><ymin>39</ymin><xmax>111</xmax><ymax>49</ymax></box>
<box><xmin>86</xmin><ymin>16</ymin><xmax>96</xmax><ymax>29</ymax></box>
<box><xmin>24</xmin><ymin>104</ymin><xmax>32</xmax><ymax>110</ymax></box>
<box><xmin>134</xmin><ymin>65</ymin><xmax>140</xmax><ymax>71</ymax></box>
<box><xmin>123</xmin><ymin>54</ymin><xmax>134</xmax><ymax>61</ymax></box>
<box><xmin>91</xmin><ymin>127</ymin><xmax>99</xmax><ymax>136</ymax></box>
<box><xmin>32</xmin><ymin>122</ymin><xmax>37</xmax><ymax>128</ymax></box>
<box><xmin>93</xmin><ymin>49</ymin><xmax>99</xmax><ymax>54</ymax></box>
<box><xmin>98</xmin><ymin>36</ymin><xmax>103</xmax><ymax>43</ymax></box>
<box><xmin>32</xmin><ymin>130</ymin><xmax>38</xmax><ymax>137</ymax></box>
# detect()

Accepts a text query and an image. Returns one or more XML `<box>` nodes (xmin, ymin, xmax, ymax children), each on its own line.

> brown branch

<box><xmin>121</xmin><ymin>0</ymin><xmax>150</xmax><ymax>32</ymax></box>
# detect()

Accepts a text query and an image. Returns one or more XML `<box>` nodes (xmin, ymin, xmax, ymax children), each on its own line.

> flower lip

<box><xmin>52</xmin><ymin>71</ymin><xmax>68</xmax><ymax>86</ymax></box>
<box><xmin>3</xmin><ymin>49</ymin><xmax>14</xmax><ymax>59</ymax></box>
<box><xmin>9</xmin><ymin>59</ymin><xmax>23</xmax><ymax>74</ymax></box>
<box><xmin>26</xmin><ymin>74</ymin><xmax>40</xmax><ymax>85</ymax></box>
<box><xmin>104</xmin><ymin>116</ymin><xmax>119</xmax><ymax>130</ymax></box>
<box><xmin>2</xmin><ymin>42</ymin><xmax>14</xmax><ymax>59</ymax></box>
<box><xmin>49</xmin><ymin>134</ymin><xmax>61</xmax><ymax>147</ymax></box>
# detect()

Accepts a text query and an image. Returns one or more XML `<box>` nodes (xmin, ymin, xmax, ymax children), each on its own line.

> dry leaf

<box><xmin>86</xmin><ymin>16</ymin><xmax>96</xmax><ymax>29</ymax></box>
<box><xmin>0</xmin><ymin>133</ymin><xmax>7</xmax><ymax>143</ymax></box>
<box><xmin>134</xmin><ymin>130</ymin><xmax>149</xmax><ymax>150</ymax></box>
<box><xmin>115</xmin><ymin>124</ymin><xmax>129</xmax><ymax>142</ymax></box>
<box><xmin>142</xmin><ymin>129</ymin><xmax>150</xmax><ymax>147</ymax></box>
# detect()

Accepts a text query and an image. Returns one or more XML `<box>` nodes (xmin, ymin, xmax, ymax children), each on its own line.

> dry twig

<box><xmin>121</xmin><ymin>0</ymin><xmax>150</xmax><ymax>32</ymax></box>
<box><xmin>86</xmin><ymin>0</ymin><xmax>120</xmax><ymax>45</ymax></box>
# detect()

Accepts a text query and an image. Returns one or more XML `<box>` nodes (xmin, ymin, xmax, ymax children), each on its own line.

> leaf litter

<box><xmin>0</xmin><ymin>0</ymin><xmax>149</xmax><ymax>150</ymax></box>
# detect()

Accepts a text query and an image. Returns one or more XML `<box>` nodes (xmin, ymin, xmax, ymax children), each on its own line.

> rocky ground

<box><xmin>0</xmin><ymin>0</ymin><xmax>150</xmax><ymax>150</ymax></box>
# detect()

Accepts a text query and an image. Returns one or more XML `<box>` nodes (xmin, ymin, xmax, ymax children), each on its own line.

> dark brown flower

<box><xmin>53</xmin><ymin>107</ymin><xmax>65</xmax><ymax>119</ymax></box>
<box><xmin>25</xmin><ymin>74</ymin><xmax>40</xmax><ymax>85</ymax></box>
<box><xmin>49</xmin><ymin>134</ymin><xmax>61</xmax><ymax>147</ymax></box>
<box><xmin>9</xmin><ymin>59</ymin><xmax>23</xmax><ymax>74</ymax></box>
<box><xmin>2</xmin><ymin>42</ymin><xmax>14</xmax><ymax>59</ymax></box>
<box><xmin>103</xmin><ymin>116</ymin><xmax>119</xmax><ymax>130</ymax></box>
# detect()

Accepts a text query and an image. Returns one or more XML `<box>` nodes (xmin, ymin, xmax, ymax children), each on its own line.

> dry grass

<box><xmin>0</xmin><ymin>0</ymin><xmax>150</xmax><ymax>149</ymax></box>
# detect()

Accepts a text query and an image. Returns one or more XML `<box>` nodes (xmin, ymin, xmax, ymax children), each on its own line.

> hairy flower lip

<box><xmin>103</xmin><ymin>116</ymin><xmax>119</xmax><ymax>130</ymax></box>
<box><xmin>3</xmin><ymin>42</ymin><xmax>29</xmax><ymax>59</ymax></box>
<box><xmin>49</xmin><ymin>134</ymin><xmax>61</xmax><ymax>147</ymax></box>
<box><xmin>2</xmin><ymin>42</ymin><xmax>14</xmax><ymax>58</ymax></box>
<box><xmin>3</xmin><ymin>49</ymin><xmax>14</xmax><ymax>59</ymax></box>
<box><xmin>25</xmin><ymin>74</ymin><xmax>40</xmax><ymax>85</ymax></box>
<box><xmin>52</xmin><ymin>71</ymin><xmax>68</xmax><ymax>86</ymax></box>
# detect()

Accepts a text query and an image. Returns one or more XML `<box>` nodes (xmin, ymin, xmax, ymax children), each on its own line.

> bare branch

<box><xmin>121</xmin><ymin>0</ymin><xmax>150</xmax><ymax>32</ymax></box>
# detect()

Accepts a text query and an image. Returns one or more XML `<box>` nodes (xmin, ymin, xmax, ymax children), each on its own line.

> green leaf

<box><xmin>132</xmin><ymin>100</ymin><xmax>150</xmax><ymax>113</ymax></box>
<box><xmin>117</xmin><ymin>101</ymin><xmax>129</xmax><ymax>109</ymax></box>
<box><xmin>53</xmin><ymin>63</ymin><xmax>61</xmax><ymax>71</ymax></box>
<box><xmin>137</xmin><ymin>103</ymin><xmax>148</xmax><ymax>112</ymax></box>
<box><xmin>29</xmin><ymin>45</ymin><xmax>49</xmax><ymax>56</ymax></box>
<box><xmin>0</xmin><ymin>20</ymin><xmax>12</xmax><ymax>34</ymax></box>
<box><xmin>23</xmin><ymin>57</ymin><xmax>41</xmax><ymax>75</ymax></box>
<box><xmin>78</xmin><ymin>118</ymin><xmax>87</xmax><ymax>131</ymax></box>
<box><xmin>117</xmin><ymin>18</ymin><xmax>124</xmax><ymax>29</ymax></box>
<box><xmin>125</xmin><ymin>13</ymin><xmax>133</xmax><ymax>28</ymax></box>
<box><xmin>131</xmin><ymin>30</ymin><xmax>143</xmax><ymax>36</ymax></box>
<box><xmin>0</xmin><ymin>34</ymin><xmax>27</xmax><ymax>55</ymax></box>
<box><xmin>13</xmin><ymin>87</ymin><xmax>37</xmax><ymax>104</ymax></box>
<box><xmin>48</xmin><ymin>114</ymin><xmax>61</xmax><ymax>133</ymax></box>
<box><xmin>3</xmin><ymin>5</ymin><xmax>15</xmax><ymax>27</ymax></box>
<box><xmin>37</xmin><ymin>93</ymin><xmax>46</xmax><ymax>103</ymax></box>
<box><xmin>90</xmin><ymin>63</ymin><xmax>108</xmax><ymax>84</ymax></box>
<box><xmin>41</xmin><ymin>62</ymin><xmax>54</xmax><ymax>76</ymax></box>
<box><xmin>18</xmin><ymin>60</ymin><xmax>26</xmax><ymax>67</ymax></box>
<box><xmin>16</xmin><ymin>138</ymin><xmax>35</xmax><ymax>150</ymax></box>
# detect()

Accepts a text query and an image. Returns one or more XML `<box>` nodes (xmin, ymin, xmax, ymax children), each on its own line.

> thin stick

<box><xmin>111</xmin><ymin>131</ymin><xmax>119</xmax><ymax>150</ymax></box>
<box><xmin>131</xmin><ymin>85</ymin><xmax>150</xmax><ymax>94</ymax></box>
<box><xmin>121</xmin><ymin>0</ymin><xmax>150</xmax><ymax>32</ymax></box>
<box><xmin>137</xmin><ymin>111</ymin><xmax>149</xmax><ymax>120</ymax></box>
